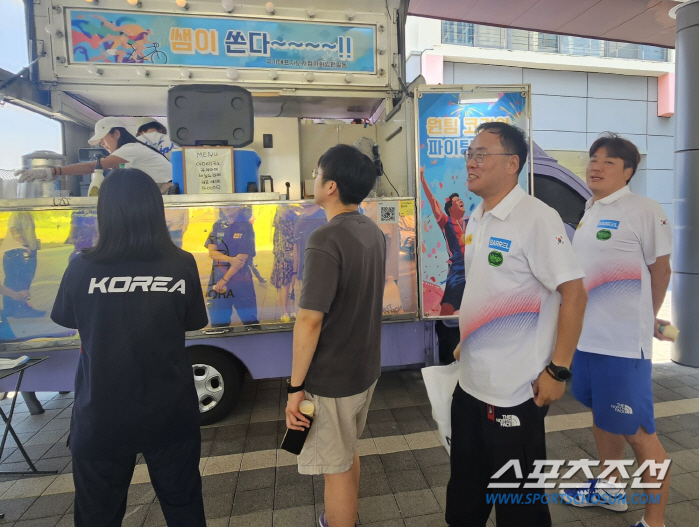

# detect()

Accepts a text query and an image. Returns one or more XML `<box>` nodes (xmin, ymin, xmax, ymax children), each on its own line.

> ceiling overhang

<box><xmin>407</xmin><ymin>0</ymin><xmax>684</xmax><ymax>48</ymax></box>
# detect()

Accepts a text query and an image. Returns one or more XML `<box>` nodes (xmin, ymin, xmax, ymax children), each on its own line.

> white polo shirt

<box><xmin>111</xmin><ymin>142</ymin><xmax>172</xmax><ymax>184</ymax></box>
<box><xmin>458</xmin><ymin>185</ymin><xmax>585</xmax><ymax>407</ymax></box>
<box><xmin>572</xmin><ymin>186</ymin><xmax>672</xmax><ymax>360</ymax></box>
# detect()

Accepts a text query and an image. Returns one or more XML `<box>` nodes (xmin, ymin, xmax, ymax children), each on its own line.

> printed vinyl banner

<box><xmin>68</xmin><ymin>9</ymin><xmax>376</xmax><ymax>72</ymax></box>
<box><xmin>0</xmin><ymin>200</ymin><xmax>416</xmax><ymax>346</ymax></box>
<box><xmin>417</xmin><ymin>90</ymin><xmax>527</xmax><ymax>318</ymax></box>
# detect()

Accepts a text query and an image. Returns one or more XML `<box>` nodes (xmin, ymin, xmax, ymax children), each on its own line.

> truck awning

<box><xmin>407</xmin><ymin>0</ymin><xmax>682</xmax><ymax>48</ymax></box>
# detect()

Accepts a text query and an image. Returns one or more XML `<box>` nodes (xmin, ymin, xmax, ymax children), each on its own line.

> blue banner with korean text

<box><xmin>68</xmin><ymin>9</ymin><xmax>376</xmax><ymax>72</ymax></box>
<box><xmin>417</xmin><ymin>90</ymin><xmax>527</xmax><ymax>318</ymax></box>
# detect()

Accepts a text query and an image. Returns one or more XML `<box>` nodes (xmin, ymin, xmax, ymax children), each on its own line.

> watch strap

<box><xmin>545</xmin><ymin>365</ymin><xmax>559</xmax><ymax>381</ymax></box>
<box><xmin>546</xmin><ymin>361</ymin><xmax>571</xmax><ymax>382</ymax></box>
<box><xmin>286</xmin><ymin>379</ymin><xmax>305</xmax><ymax>393</ymax></box>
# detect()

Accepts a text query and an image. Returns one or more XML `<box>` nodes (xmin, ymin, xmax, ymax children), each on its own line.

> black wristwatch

<box><xmin>286</xmin><ymin>379</ymin><xmax>305</xmax><ymax>394</ymax></box>
<box><xmin>545</xmin><ymin>361</ymin><xmax>572</xmax><ymax>382</ymax></box>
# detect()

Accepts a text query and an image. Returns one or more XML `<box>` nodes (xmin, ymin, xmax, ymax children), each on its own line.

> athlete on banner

<box><xmin>420</xmin><ymin>166</ymin><xmax>468</xmax><ymax>315</ymax></box>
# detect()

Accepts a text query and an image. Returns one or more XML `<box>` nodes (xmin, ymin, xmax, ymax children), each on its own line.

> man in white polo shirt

<box><xmin>446</xmin><ymin>122</ymin><xmax>587</xmax><ymax>527</ymax></box>
<box><xmin>559</xmin><ymin>134</ymin><xmax>673</xmax><ymax>527</ymax></box>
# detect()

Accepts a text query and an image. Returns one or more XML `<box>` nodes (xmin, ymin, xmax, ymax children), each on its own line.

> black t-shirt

<box><xmin>51</xmin><ymin>250</ymin><xmax>208</xmax><ymax>455</ymax></box>
<box><xmin>205</xmin><ymin>219</ymin><xmax>256</xmax><ymax>283</ymax></box>
<box><xmin>299</xmin><ymin>212</ymin><xmax>386</xmax><ymax>398</ymax></box>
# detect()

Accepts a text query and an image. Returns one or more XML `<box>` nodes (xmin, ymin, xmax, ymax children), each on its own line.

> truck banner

<box><xmin>68</xmin><ymin>9</ymin><xmax>376</xmax><ymax>72</ymax></box>
<box><xmin>416</xmin><ymin>89</ymin><xmax>528</xmax><ymax>318</ymax></box>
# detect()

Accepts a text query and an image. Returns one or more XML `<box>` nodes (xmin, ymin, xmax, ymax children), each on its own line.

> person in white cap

<box><xmin>15</xmin><ymin>116</ymin><xmax>174</xmax><ymax>193</ymax></box>
<box><xmin>136</xmin><ymin>117</ymin><xmax>179</xmax><ymax>160</ymax></box>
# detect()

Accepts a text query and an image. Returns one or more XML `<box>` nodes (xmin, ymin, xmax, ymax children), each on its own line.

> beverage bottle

<box><xmin>280</xmin><ymin>400</ymin><xmax>315</xmax><ymax>455</ymax></box>
<box><xmin>88</xmin><ymin>155</ymin><xmax>104</xmax><ymax>197</ymax></box>
<box><xmin>658</xmin><ymin>323</ymin><xmax>680</xmax><ymax>340</ymax></box>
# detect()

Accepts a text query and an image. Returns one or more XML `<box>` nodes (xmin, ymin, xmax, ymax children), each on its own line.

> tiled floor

<box><xmin>0</xmin><ymin>297</ymin><xmax>698</xmax><ymax>526</ymax></box>
<box><xmin>0</xmin><ymin>364</ymin><xmax>698</xmax><ymax>527</ymax></box>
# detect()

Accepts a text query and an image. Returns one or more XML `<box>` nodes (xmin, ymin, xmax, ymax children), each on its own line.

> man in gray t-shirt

<box><xmin>286</xmin><ymin>144</ymin><xmax>386</xmax><ymax>527</ymax></box>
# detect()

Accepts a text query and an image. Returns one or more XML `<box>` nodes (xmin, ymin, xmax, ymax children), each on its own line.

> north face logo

<box><xmin>495</xmin><ymin>415</ymin><xmax>521</xmax><ymax>427</ymax></box>
<box><xmin>611</xmin><ymin>403</ymin><xmax>633</xmax><ymax>415</ymax></box>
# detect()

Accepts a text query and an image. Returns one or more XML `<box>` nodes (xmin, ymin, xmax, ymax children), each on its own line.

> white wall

<box><xmin>448</xmin><ymin>63</ymin><xmax>676</xmax><ymax>218</ymax></box>
<box><xmin>248</xmin><ymin>117</ymin><xmax>301</xmax><ymax>200</ymax></box>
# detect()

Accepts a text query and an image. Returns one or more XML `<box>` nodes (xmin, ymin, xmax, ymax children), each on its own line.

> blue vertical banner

<box><xmin>68</xmin><ymin>9</ymin><xmax>376</xmax><ymax>72</ymax></box>
<box><xmin>416</xmin><ymin>90</ymin><xmax>528</xmax><ymax>318</ymax></box>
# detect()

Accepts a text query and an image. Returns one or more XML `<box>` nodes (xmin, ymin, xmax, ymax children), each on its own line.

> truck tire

<box><xmin>188</xmin><ymin>346</ymin><xmax>245</xmax><ymax>426</ymax></box>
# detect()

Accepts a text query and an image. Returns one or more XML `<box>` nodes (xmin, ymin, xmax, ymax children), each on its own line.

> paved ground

<box><xmin>0</xmin><ymin>299</ymin><xmax>698</xmax><ymax>526</ymax></box>
<box><xmin>0</xmin><ymin>361</ymin><xmax>697</xmax><ymax>527</ymax></box>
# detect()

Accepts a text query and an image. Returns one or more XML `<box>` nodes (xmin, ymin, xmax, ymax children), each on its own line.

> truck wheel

<box><xmin>189</xmin><ymin>346</ymin><xmax>245</xmax><ymax>426</ymax></box>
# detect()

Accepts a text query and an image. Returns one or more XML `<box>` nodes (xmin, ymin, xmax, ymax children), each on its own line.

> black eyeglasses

<box><xmin>464</xmin><ymin>151</ymin><xmax>515</xmax><ymax>164</ymax></box>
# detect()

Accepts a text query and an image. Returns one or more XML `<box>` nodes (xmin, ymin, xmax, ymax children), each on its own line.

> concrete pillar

<box><xmin>671</xmin><ymin>0</ymin><xmax>699</xmax><ymax>367</ymax></box>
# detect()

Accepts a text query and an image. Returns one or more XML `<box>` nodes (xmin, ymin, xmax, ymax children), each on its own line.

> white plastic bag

<box><xmin>421</xmin><ymin>361</ymin><xmax>459</xmax><ymax>454</ymax></box>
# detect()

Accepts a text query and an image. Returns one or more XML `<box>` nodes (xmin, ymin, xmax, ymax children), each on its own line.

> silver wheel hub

<box><xmin>192</xmin><ymin>363</ymin><xmax>225</xmax><ymax>413</ymax></box>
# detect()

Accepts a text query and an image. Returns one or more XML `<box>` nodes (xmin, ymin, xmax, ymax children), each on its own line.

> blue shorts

<box><xmin>442</xmin><ymin>266</ymin><xmax>465</xmax><ymax>309</ymax></box>
<box><xmin>571</xmin><ymin>350</ymin><xmax>655</xmax><ymax>436</ymax></box>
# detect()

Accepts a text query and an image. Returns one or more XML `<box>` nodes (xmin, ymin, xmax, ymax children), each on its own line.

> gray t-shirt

<box><xmin>299</xmin><ymin>211</ymin><xmax>386</xmax><ymax>398</ymax></box>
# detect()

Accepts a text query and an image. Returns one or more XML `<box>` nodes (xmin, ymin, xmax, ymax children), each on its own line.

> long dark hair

<box><xmin>83</xmin><ymin>168</ymin><xmax>177</xmax><ymax>263</ymax></box>
<box><xmin>110</xmin><ymin>127</ymin><xmax>168</xmax><ymax>158</ymax></box>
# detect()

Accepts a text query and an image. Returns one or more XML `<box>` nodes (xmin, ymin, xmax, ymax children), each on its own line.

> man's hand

<box><xmin>533</xmin><ymin>369</ymin><xmax>566</xmax><ymax>407</ymax></box>
<box><xmin>285</xmin><ymin>390</ymin><xmax>310</xmax><ymax>431</ymax></box>
<box><xmin>9</xmin><ymin>290</ymin><xmax>29</xmax><ymax>302</ymax></box>
<box><xmin>213</xmin><ymin>279</ymin><xmax>228</xmax><ymax>294</ymax></box>
<box><xmin>654</xmin><ymin>318</ymin><xmax>675</xmax><ymax>342</ymax></box>
<box><xmin>15</xmin><ymin>168</ymin><xmax>54</xmax><ymax>183</ymax></box>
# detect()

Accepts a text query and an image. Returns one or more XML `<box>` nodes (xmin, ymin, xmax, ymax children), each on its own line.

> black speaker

<box><xmin>167</xmin><ymin>84</ymin><xmax>254</xmax><ymax>147</ymax></box>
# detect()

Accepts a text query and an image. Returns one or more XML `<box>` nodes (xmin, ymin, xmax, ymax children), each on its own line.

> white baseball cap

<box><xmin>88</xmin><ymin>116</ymin><xmax>127</xmax><ymax>145</ymax></box>
<box><xmin>136</xmin><ymin>117</ymin><xmax>161</xmax><ymax>128</ymax></box>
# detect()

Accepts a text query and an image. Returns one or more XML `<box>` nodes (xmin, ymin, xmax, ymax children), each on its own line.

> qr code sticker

<box><xmin>379</xmin><ymin>203</ymin><xmax>398</xmax><ymax>224</ymax></box>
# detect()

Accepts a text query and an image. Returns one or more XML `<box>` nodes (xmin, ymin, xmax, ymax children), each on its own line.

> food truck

<box><xmin>0</xmin><ymin>0</ymin><xmax>587</xmax><ymax>424</ymax></box>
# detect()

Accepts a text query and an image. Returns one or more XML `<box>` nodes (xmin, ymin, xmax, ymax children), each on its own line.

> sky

<box><xmin>0</xmin><ymin>0</ymin><xmax>62</xmax><ymax>170</ymax></box>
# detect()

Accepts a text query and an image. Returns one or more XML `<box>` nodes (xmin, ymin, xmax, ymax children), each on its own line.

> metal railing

<box><xmin>442</xmin><ymin>22</ymin><xmax>670</xmax><ymax>62</ymax></box>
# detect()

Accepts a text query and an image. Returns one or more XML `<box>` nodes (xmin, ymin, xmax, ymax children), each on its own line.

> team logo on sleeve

<box><xmin>597</xmin><ymin>219</ymin><xmax>620</xmax><ymax>229</ymax></box>
<box><xmin>488</xmin><ymin>251</ymin><xmax>504</xmax><ymax>267</ymax></box>
<box><xmin>555</xmin><ymin>235</ymin><xmax>565</xmax><ymax>245</ymax></box>
<box><xmin>660</xmin><ymin>219</ymin><xmax>668</xmax><ymax>227</ymax></box>
<box><xmin>596</xmin><ymin>229</ymin><xmax>612</xmax><ymax>241</ymax></box>
<box><xmin>488</xmin><ymin>237</ymin><xmax>511</xmax><ymax>252</ymax></box>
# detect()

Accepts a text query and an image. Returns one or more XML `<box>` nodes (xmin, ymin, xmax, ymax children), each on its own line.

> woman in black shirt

<box><xmin>51</xmin><ymin>168</ymin><xmax>208</xmax><ymax>527</ymax></box>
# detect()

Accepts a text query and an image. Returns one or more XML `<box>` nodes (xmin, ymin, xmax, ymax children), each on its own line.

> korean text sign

<box><xmin>68</xmin><ymin>10</ymin><xmax>376</xmax><ymax>72</ymax></box>
<box><xmin>417</xmin><ymin>90</ymin><xmax>527</xmax><ymax>318</ymax></box>
<box><xmin>183</xmin><ymin>147</ymin><xmax>233</xmax><ymax>194</ymax></box>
